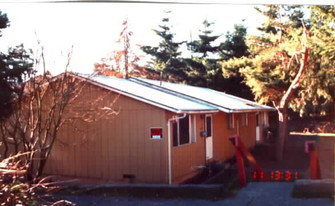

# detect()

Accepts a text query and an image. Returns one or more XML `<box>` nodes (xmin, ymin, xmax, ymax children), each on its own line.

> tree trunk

<box><xmin>274</xmin><ymin>35</ymin><xmax>309</xmax><ymax>160</ymax></box>
<box><xmin>26</xmin><ymin>153</ymin><xmax>35</xmax><ymax>182</ymax></box>
<box><xmin>36</xmin><ymin>150</ymin><xmax>48</xmax><ymax>179</ymax></box>
<box><xmin>276</xmin><ymin>107</ymin><xmax>288</xmax><ymax>160</ymax></box>
<box><xmin>0</xmin><ymin>122</ymin><xmax>8</xmax><ymax>159</ymax></box>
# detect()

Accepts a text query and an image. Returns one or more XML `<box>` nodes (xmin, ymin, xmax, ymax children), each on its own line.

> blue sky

<box><xmin>0</xmin><ymin>1</ymin><xmax>332</xmax><ymax>74</ymax></box>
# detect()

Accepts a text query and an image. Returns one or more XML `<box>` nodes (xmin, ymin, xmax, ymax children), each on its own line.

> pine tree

<box><xmin>188</xmin><ymin>20</ymin><xmax>221</xmax><ymax>58</ymax></box>
<box><xmin>185</xmin><ymin>20</ymin><xmax>221</xmax><ymax>87</ymax></box>
<box><xmin>219</xmin><ymin>24</ymin><xmax>253</xmax><ymax>100</ymax></box>
<box><xmin>302</xmin><ymin>5</ymin><xmax>335</xmax><ymax>116</ymax></box>
<box><xmin>220</xmin><ymin>24</ymin><xmax>250</xmax><ymax>60</ymax></box>
<box><xmin>141</xmin><ymin>12</ymin><xmax>186</xmax><ymax>82</ymax></box>
<box><xmin>0</xmin><ymin>11</ymin><xmax>34</xmax><ymax>120</ymax></box>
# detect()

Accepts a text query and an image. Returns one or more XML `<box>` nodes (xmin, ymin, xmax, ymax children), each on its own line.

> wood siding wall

<box><xmin>169</xmin><ymin>113</ymin><xmax>206</xmax><ymax>183</ymax></box>
<box><xmin>44</xmin><ymin>83</ymin><xmax>168</xmax><ymax>184</ymax></box>
<box><xmin>169</xmin><ymin>112</ymin><xmax>258</xmax><ymax>183</ymax></box>
<box><xmin>212</xmin><ymin>112</ymin><xmax>257</xmax><ymax>162</ymax></box>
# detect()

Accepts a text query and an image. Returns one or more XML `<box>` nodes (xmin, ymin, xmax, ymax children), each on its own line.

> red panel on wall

<box><xmin>151</xmin><ymin>127</ymin><xmax>163</xmax><ymax>139</ymax></box>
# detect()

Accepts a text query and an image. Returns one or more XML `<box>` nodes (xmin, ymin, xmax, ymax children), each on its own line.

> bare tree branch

<box><xmin>0</xmin><ymin>45</ymin><xmax>119</xmax><ymax>181</ymax></box>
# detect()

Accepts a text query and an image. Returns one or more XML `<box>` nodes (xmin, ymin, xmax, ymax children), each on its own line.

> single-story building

<box><xmin>44</xmin><ymin>73</ymin><xmax>275</xmax><ymax>184</ymax></box>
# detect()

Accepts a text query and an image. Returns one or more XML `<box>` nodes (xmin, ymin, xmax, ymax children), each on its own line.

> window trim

<box><xmin>190</xmin><ymin>115</ymin><xmax>196</xmax><ymax>143</ymax></box>
<box><xmin>228</xmin><ymin>113</ymin><xmax>235</xmax><ymax>129</ymax></box>
<box><xmin>205</xmin><ymin>114</ymin><xmax>213</xmax><ymax>137</ymax></box>
<box><xmin>241</xmin><ymin>113</ymin><xmax>248</xmax><ymax>127</ymax></box>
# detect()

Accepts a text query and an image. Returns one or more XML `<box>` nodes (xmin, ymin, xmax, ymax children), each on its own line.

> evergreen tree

<box><xmin>303</xmin><ymin>5</ymin><xmax>335</xmax><ymax>116</ymax></box>
<box><xmin>219</xmin><ymin>24</ymin><xmax>253</xmax><ymax>100</ymax></box>
<box><xmin>221</xmin><ymin>5</ymin><xmax>335</xmax><ymax>160</ymax></box>
<box><xmin>221</xmin><ymin>5</ymin><xmax>306</xmax><ymax>160</ymax></box>
<box><xmin>141</xmin><ymin>12</ymin><xmax>186</xmax><ymax>82</ymax></box>
<box><xmin>220</xmin><ymin>24</ymin><xmax>250</xmax><ymax>60</ymax></box>
<box><xmin>188</xmin><ymin>20</ymin><xmax>220</xmax><ymax>58</ymax></box>
<box><xmin>185</xmin><ymin>20</ymin><xmax>221</xmax><ymax>87</ymax></box>
<box><xmin>0</xmin><ymin>11</ymin><xmax>34</xmax><ymax>120</ymax></box>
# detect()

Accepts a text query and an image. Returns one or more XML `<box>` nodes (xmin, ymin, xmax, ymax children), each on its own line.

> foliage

<box><xmin>221</xmin><ymin>5</ymin><xmax>335</xmax><ymax>116</ymax></box>
<box><xmin>219</xmin><ymin>24</ymin><xmax>254</xmax><ymax>100</ymax></box>
<box><xmin>0</xmin><ymin>152</ymin><xmax>38</xmax><ymax>205</ymax></box>
<box><xmin>94</xmin><ymin>19</ymin><xmax>166</xmax><ymax>80</ymax></box>
<box><xmin>141</xmin><ymin>12</ymin><xmax>186</xmax><ymax>82</ymax></box>
<box><xmin>140</xmin><ymin>15</ymin><xmax>252</xmax><ymax>100</ymax></box>
<box><xmin>94</xmin><ymin>19</ymin><xmax>142</xmax><ymax>78</ymax></box>
<box><xmin>221</xmin><ymin>5</ymin><xmax>335</xmax><ymax>160</ymax></box>
<box><xmin>0</xmin><ymin>11</ymin><xmax>34</xmax><ymax>120</ymax></box>
<box><xmin>94</xmin><ymin>20</ymin><xmax>139</xmax><ymax>78</ymax></box>
<box><xmin>187</xmin><ymin>20</ymin><xmax>221</xmax><ymax>58</ymax></box>
<box><xmin>302</xmin><ymin>5</ymin><xmax>335</xmax><ymax>116</ymax></box>
<box><xmin>0</xmin><ymin>152</ymin><xmax>75</xmax><ymax>205</ymax></box>
<box><xmin>220</xmin><ymin>24</ymin><xmax>250</xmax><ymax>60</ymax></box>
<box><xmin>185</xmin><ymin>20</ymin><xmax>221</xmax><ymax>87</ymax></box>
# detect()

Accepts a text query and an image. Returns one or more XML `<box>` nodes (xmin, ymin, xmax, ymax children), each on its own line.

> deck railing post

<box><xmin>236</xmin><ymin>148</ymin><xmax>247</xmax><ymax>187</ymax></box>
<box><xmin>229</xmin><ymin>135</ymin><xmax>265</xmax><ymax>187</ymax></box>
<box><xmin>305</xmin><ymin>141</ymin><xmax>321</xmax><ymax>179</ymax></box>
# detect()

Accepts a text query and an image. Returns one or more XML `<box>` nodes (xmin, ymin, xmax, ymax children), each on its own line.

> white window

<box><xmin>241</xmin><ymin>113</ymin><xmax>248</xmax><ymax>127</ymax></box>
<box><xmin>172</xmin><ymin>115</ymin><xmax>196</xmax><ymax>146</ymax></box>
<box><xmin>228</xmin><ymin>113</ymin><xmax>234</xmax><ymax>129</ymax></box>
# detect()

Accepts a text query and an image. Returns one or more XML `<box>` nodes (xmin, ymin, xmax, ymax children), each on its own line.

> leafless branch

<box><xmin>0</xmin><ymin>45</ymin><xmax>119</xmax><ymax>181</ymax></box>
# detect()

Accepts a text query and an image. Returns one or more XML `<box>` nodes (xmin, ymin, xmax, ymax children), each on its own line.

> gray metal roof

<box><xmin>130</xmin><ymin>77</ymin><xmax>276</xmax><ymax>113</ymax></box>
<box><xmin>75</xmin><ymin>74</ymin><xmax>219</xmax><ymax>113</ymax></box>
<box><xmin>74</xmin><ymin>73</ymin><xmax>275</xmax><ymax>114</ymax></box>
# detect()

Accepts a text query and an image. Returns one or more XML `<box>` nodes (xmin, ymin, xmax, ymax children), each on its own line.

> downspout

<box><xmin>167</xmin><ymin>113</ymin><xmax>187</xmax><ymax>184</ymax></box>
<box><xmin>203</xmin><ymin>115</ymin><xmax>207</xmax><ymax>163</ymax></box>
<box><xmin>236</xmin><ymin>114</ymin><xmax>240</xmax><ymax>136</ymax></box>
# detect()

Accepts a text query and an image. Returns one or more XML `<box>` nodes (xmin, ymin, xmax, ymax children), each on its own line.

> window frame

<box><xmin>172</xmin><ymin>114</ymin><xmax>196</xmax><ymax>147</ymax></box>
<box><xmin>205</xmin><ymin>114</ymin><xmax>213</xmax><ymax>137</ymax></box>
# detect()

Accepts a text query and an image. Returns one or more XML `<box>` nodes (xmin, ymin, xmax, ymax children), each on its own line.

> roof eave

<box><xmin>176</xmin><ymin>110</ymin><xmax>220</xmax><ymax>114</ymax></box>
<box><xmin>71</xmin><ymin>73</ymin><xmax>219</xmax><ymax>114</ymax></box>
<box><xmin>229</xmin><ymin>108</ymin><xmax>277</xmax><ymax>113</ymax></box>
<box><xmin>71</xmin><ymin>74</ymin><xmax>276</xmax><ymax>114</ymax></box>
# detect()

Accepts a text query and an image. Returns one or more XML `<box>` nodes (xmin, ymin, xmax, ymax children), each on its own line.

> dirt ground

<box><xmin>251</xmin><ymin>135</ymin><xmax>313</xmax><ymax>179</ymax></box>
